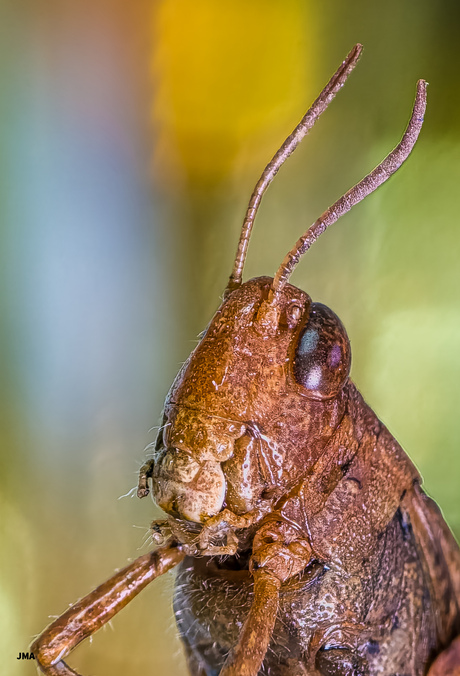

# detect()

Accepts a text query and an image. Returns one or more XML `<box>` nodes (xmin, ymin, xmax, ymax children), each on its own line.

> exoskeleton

<box><xmin>32</xmin><ymin>45</ymin><xmax>460</xmax><ymax>676</ymax></box>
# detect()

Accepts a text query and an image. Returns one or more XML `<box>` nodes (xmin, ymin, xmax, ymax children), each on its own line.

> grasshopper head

<box><xmin>152</xmin><ymin>277</ymin><xmax>351</xmax><ymax>523</ymax></box>
<box><xmin>147</xmin><ymin>66</ymin><xmax>425</xmax><ymax>526</ymax></box>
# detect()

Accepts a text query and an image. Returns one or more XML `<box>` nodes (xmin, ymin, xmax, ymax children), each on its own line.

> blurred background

<box><xmin>1</xmin><ymin>1</ymin><xmax>460</xmax><ymax>674</ymax></box>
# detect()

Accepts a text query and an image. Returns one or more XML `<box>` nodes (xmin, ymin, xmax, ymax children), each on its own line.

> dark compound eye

<box><xmin>293</xmin><ymin>303</ymin><xmax>351</xmax><ymax>399</ymax></box>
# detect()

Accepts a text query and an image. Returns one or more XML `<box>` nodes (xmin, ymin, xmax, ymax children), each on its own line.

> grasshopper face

<box><xmin>152</xmin><ymin>277</ymin><xmax>351</xmax><ymax>523</ymax></box>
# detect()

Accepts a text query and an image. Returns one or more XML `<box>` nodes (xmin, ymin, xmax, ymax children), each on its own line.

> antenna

<box><xmin>226</xmin><ymin>44</ymin><xmax>363</xmax><ymax>293</ymax></box>
<box><xmin>270</xmin><ymin>79</ymin><xmax>427</xmax><ymax>303</ymax></box>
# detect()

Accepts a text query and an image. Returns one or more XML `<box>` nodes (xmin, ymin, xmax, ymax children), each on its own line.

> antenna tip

<box><xmin>414</xmin><ymin>80</ymin><xmax>428</xmax><ymax>119</ymax></box>
<box><xmin>344</xmin><ymin>44</ymin><xmax>363</xmax><ymax>70</ymax></box>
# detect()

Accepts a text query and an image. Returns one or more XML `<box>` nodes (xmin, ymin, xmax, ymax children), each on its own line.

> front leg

<box><xmin>220</xmin><ymin>517</ymin><xmax>312</xmax><ymax>676</ymax></box>
<box><xmin>250</xmin><ymin>518</ymin><xmax>312</xmax><ymax>580</ymax></box>
<box><xmin>31</xmin><ymin>542</ymin><xmax>184</xmax><ymax>676</ymax></box>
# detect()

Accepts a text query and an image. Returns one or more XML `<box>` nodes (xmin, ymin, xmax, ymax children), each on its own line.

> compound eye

<box><xmin>293</xmin><ymin>303</ymin><xmax>351</xmax><ymax>399</ymax></box>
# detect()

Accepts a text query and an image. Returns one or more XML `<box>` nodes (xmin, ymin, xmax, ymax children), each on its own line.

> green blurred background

<box><xmin>1</xmin><ymin>1</ymin><xmax>460</xmax><ymax>674</ymax></box>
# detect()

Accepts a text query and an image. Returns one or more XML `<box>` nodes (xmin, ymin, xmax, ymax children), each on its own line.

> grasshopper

<box><xmin>31</xmin><ymin>44</ymin><xmax>460</xmax><ymax>676</ymax></box>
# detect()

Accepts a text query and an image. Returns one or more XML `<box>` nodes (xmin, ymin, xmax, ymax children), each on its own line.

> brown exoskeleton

<box><xmin>32</xmin><ymin>45</ymin><xmax>460</xmax><ymax>676</ymax></box>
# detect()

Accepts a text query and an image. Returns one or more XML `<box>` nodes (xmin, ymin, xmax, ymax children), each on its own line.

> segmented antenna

<box><xmin>270</xmin><ymin>79</ymin><xmax>428</xmax><ymax>302</ymax></box>
<box><xmin>226</xmin><ymin>44</ymin><xmax>363</xmax><ymax>292</ymax></box>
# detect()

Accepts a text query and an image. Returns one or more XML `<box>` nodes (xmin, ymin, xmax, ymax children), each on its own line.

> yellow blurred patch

<box><xmin>152</xmin><ymin>0</ymin><xmax>314</xmax><ymax>186</ymax></box>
